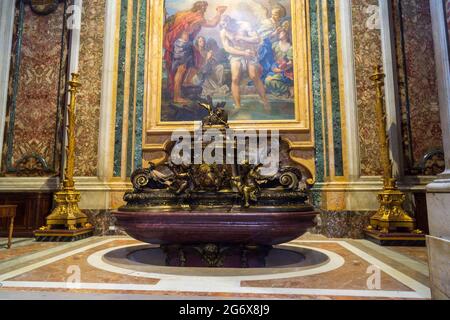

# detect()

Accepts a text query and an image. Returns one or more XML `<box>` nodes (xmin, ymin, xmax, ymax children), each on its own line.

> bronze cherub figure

<box><xmin>232</xmin><ymin>161</ymin><xmax>268</xmax><ymax>208</ymax></box>
<box><xmin>199</xmin><ymin>96</ymin><xmax>229</xmax><ymax>128</ymax></box>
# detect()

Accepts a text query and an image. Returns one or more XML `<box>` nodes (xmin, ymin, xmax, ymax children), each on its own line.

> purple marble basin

<box><xmin>113</xmin><ymin>210</ymin><xmax>317</xmax><ymax>246</ymax></box>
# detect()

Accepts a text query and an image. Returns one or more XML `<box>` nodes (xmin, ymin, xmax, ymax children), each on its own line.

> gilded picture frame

<box><xmin>144</xmin><ymin>0</ymin><xmax>312</xmax><ymax>134</ymax></box>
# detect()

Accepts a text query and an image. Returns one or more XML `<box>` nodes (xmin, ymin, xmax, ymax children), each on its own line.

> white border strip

<box><xmin>0</xmin><ymin>280</ymin><xmax>425</xmax><ymax>299</ymax></box>
<box><xmin>85</xmin><ymin>243</ymin><xmax>345</xmax><ymax>281</ymax></box>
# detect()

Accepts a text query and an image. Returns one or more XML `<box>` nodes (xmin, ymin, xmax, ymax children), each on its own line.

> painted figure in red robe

<box><xmin>163</xmin><ymin>1</ymin><xmax>227</xmax><ymax>104</ymax></box>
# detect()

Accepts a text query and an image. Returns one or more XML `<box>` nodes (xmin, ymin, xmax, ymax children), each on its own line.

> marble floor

<box><xmin>0</xmin><ymin>235</ymin><xmax>430</xmax><ymax>300</ymax></box>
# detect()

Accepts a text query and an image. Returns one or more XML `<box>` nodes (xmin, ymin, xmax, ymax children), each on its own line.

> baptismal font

<box><xmin>115</xmin><ymin>99</ymin><xmax>317</xmax><ymax>267</ymax></box>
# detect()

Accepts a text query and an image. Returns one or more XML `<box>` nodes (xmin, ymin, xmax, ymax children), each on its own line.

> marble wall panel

<box><xmin>447</xmin><ymin>0</ymin><xmax>450</xmax><ymax>35</ymax></box>
<box><xmin>75</xmin><ymin>0</ymin><xmax>106</xmax><ymax>176</ymax></box>
<box><xmin>400</xmin><ymin>0</ymin><xmax>442</xmax><ymax>170</ymax></box>
<box><xmin>352</xmin><ymin>0</ymin><xmax>383</xmax><ymax>176</ymax></box>
<box><xmin>354</xmin><ymin>0</ymin><xmax>442</xmax><ymax>176</ymax></box>
<box><xmin>3</xmin><ymin>5</ymin><xmax>66</xmax><ymax>174</ymax></box>
<box><xmin>310</xmin><ymin>210</ymin><xmax>374</xmax><ymax>239</ymax></box>
<box><xmin>84</xmin><ymin>209</ymin><xmax>127</xmax><ymax>236</ymax></box>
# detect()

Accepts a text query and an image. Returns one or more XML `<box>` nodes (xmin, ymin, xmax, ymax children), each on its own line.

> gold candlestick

<box><xmin>366</xmin><ymin>66</ymin><xmax>421</xmax><ymax>237</ymax></box>
<box><xmin>35</xmin><ymin>73</ymin><xmax>94</xmax><ymax>241</ymax></box>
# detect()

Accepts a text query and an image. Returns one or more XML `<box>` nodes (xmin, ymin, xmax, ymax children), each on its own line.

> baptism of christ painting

<box><xmin>161</xmin><ymin>0</ymin><xmax>298</xmax><ymax>122</ymax></box>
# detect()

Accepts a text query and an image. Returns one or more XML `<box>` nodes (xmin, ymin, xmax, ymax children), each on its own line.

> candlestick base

<box><xmin>367</xmin><ymin>188</ymin><xmax>422</xmax><ymax>234</ymax></box>
<box><xmin>34</xmin><ymin>227</ymin><xmax>94</xmax><ymax>242</ymax></box>
<box><xmin>34</xmin><ymin>188</ymin><xmax>93</xmax><ymax>242</ymax></box>
<box><xmin>364</xmin><ymin>228</ymin><xmax>426</xmax><ymax>246</ymax></box>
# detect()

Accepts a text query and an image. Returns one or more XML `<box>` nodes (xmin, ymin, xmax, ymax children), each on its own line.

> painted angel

<box><xmin>248</xmin><ymin>0</ymin><xmax>288</xmax><ymax>40</ymax></box>
<box><xmin>244</xmin><ymin>1</ymin><xmax>289</xmax><ymax>80</ymax></box>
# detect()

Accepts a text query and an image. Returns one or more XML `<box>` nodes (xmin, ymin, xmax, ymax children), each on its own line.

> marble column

<box><xmin>379</xmin><ymin>0</ymin><xmax>404</xmax><ymax>179</ymax></box>
<box><xmin>426</xmin><ymin>0</ymin><xmax>450</xmax><ymax>300</ymax></box>
<box><xmin>0</xmin><ymin>0</ymin><xmax>15</xmax><ymax>172</ymax></box>
<box><xmin>60</xmin><ymin>0</ymin><xmax>83</xmax><ymax>176</ymax></box>
<box><xmin>68</xmin><ymin>0</ymin><xmax>83</xmax><ymax>74</ymax></box>
<box><xmin>339</xmin><ymin>1</ymin><xmax>403</xmax><ymax>211</ymax></box>
<box><xmin>340</xmin><ymin>0</ymin><xmax>360</xmax><ymax>182</ymax></box>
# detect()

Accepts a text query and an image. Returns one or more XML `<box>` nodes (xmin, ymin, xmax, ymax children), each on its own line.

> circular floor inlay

<box><xmin>87</xmin><ymin>243</ymin><xmax>345</xmax><ymax>280</ymax></box>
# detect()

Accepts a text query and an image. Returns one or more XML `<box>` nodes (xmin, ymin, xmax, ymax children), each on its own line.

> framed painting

<box><xmin>145</xmin><ymin>0</ymin><xmax>311</xmax><ymax>132</ymax></box>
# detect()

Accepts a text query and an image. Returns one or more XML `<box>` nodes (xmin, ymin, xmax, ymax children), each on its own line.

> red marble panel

<box><xmin>447</xmin><ymin>0</ymin><xmax>450</xmax><ymax>33</ymax></box>
<box><xmin>400</xmin><ymin>0</ymin><xmax>442</xmax><ymax>167</ymax></box>
<box><xmin>352</xmin><ymin>0</ymin><xmax>383</xmax><ymax>176</ymax></box>
<box><xmin>10</xmin><ymin>6</ymin><xmax>65</xmax><ymax>172</ymax></box>
<box><xmin>0</xmin><ymin>242</ymin><xmax>60</xmax><ymax>261</ymax></box>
